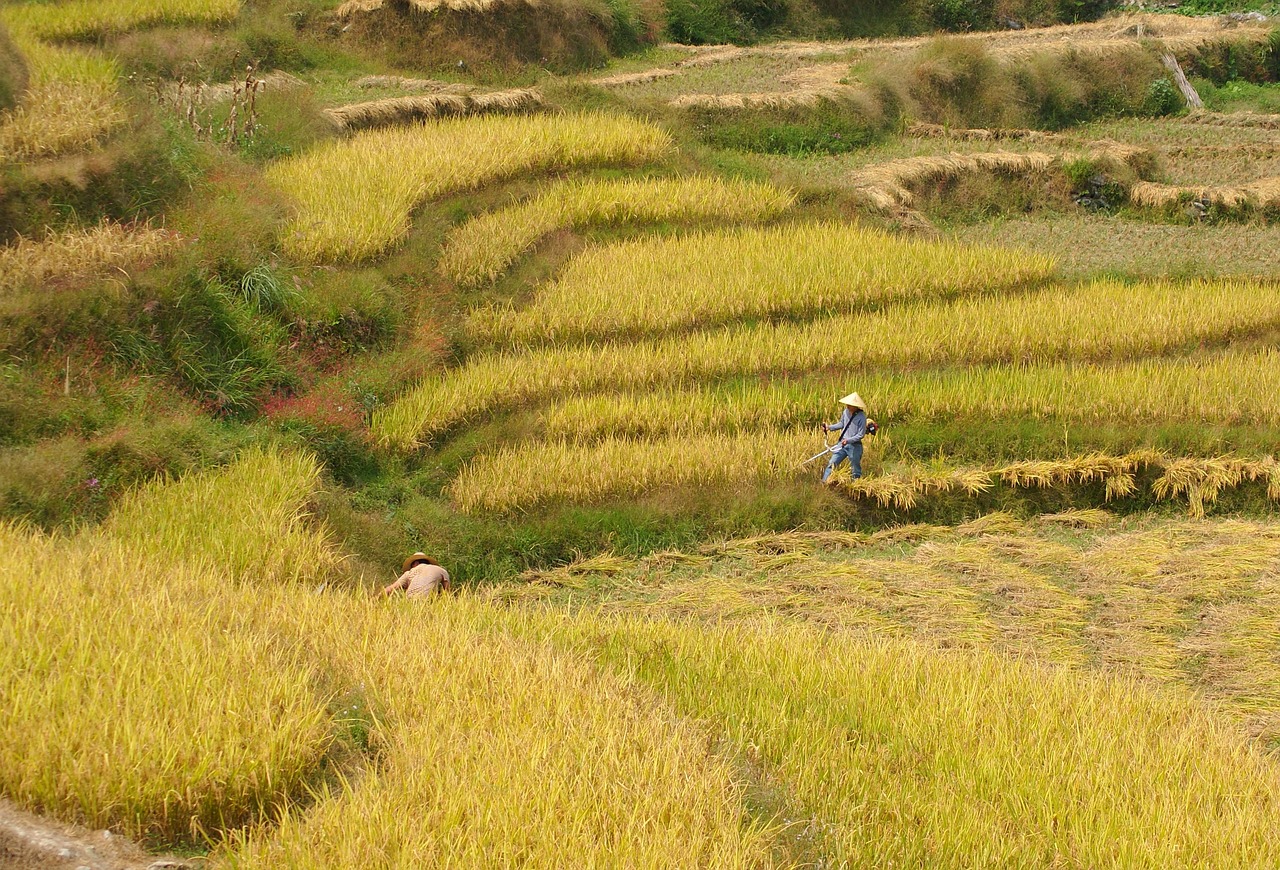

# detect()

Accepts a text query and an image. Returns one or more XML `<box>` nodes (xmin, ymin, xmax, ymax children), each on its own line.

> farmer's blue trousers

<box><xmin>822</xmin><ymin>441</ymin><xmax>863</xmax><ymax>482</ymax></box>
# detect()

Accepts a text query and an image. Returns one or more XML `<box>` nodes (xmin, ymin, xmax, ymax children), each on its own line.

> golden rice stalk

<box><xmin>325</xmin><ymin>88</ymin><xmax>543</xmax><ymax>132</ymax></box>
<box><xmin>1038</xmin><ymin>508</ymin><xmax>1113</xmax><ymax>528</ymax></box>
<box><xmin>376</xmin><ymin>277</ymin><xmax>1280</xmax><ymax>449</ymax></box>
<box><xmin>0</xmin><ymin>222</ymin><xmax>176</xmax><ymax>293</ymax></box>
<box><xmin>268</xmin><ymin>112</ymin><xmax>673</xmax><ymax>262</ymax></box>
<box><xmin>447</xmin><ymin>428</ymin><xmax>855</xmax><ymax>513</ymax></box>
<box><xmin>1105</xmin><ymin>473</ymin><xmax>1138</xmax><ymax>501</ymax></box>
<box><xmin>442</xmin><ymin>176</ymin><xmax>794</xmax><ymax>288</ymax></box>
<box><xmin>956</xmin><ymin>512</ymin><xmax>1025</xmax><ymax>535</ymax></box>
<box><xmin>0</xmin><ymin>40</ymin><xmax>123</xmax><ymax>159</ymax></box>
<box><xmin>521</xmin><ymin>551</ymin><xmax>636</xmax><ymax>587</ymax></box>
<box><xmin>470</xmin><ymin>221</ymin><xmax>1052</xmax><ymax>343</ymax></box>
<box><xmin>532</xmin><ymin>350</ymin><xmax>1280</xmax><ymax>444</ymax></box>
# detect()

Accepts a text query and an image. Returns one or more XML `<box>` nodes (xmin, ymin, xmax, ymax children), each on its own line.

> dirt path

<box><xmin>0</xmin><ymin>800</ymin><xmax>195</xmax><ymax>870</ymax></box>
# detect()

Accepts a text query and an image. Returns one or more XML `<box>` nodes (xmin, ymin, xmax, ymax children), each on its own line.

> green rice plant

<box><xmin>268</xmin><ymin>113</ymin><xmax>674</xmax><ymax>262</ymax></box>
<box><xmin>375</xmin><ymin>278</ymin><xmax>1280</xmax><ymax>449</ymax></box>
<box><xmin>469</xmin><ymin>221</ymin><xmax>1056</xmax><ymax>343</ymax></box>
<box><xmin>540</xmin><ymin>349</ymin><xmax>1280</xmax><ymax>441</ymax></box>
<box><xmin>441</xmin><ymin>176</ymin><xmax>795</xmax><ymax>288</ymax></box>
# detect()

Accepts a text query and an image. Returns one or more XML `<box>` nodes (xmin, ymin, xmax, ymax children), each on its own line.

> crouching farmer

<box><xmin>820</xmin><ymin>392</ymin><xmax>868</xmax><ymax>483</ymax></box>
<box><xmin>383</xmin><ymin>552</ymin><xmax>451</xmax><ymax>598</ymax></box>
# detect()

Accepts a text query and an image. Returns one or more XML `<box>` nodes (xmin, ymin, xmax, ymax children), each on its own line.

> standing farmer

<box><xmin>383</xmin><ymin>552</ymin><xmax>452</xmax><ymax>598</ymax></box>
<box><xmin>820</xmin><ymin>392</ymin><xmax>868</xmax><ymax>483</ymax></box>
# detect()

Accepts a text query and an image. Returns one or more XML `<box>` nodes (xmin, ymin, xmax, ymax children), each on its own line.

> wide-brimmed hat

<box><xmin>402</xmin><ymin>552</ymin><xmax>438</xmax><ymax>572</ymax></box>
<box><xmin>838</xmin><ymin>392</ymin><xmax>866</xmax><ymax>410</ymax></box>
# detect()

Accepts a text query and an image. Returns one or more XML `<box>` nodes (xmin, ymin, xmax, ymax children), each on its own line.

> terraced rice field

<box><xmin>13</xmin><ymin>452</ymin><xmax>1280</xmax><ymax>865</ymax></box>
<box><xmin>268</xmin><ymin>112</ymin><xmax>674</xmax><ymax>261</ymax></box>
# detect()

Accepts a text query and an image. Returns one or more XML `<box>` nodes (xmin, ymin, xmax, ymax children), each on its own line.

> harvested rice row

<box><xmin>469</xmin><ymin>222</ymin><xmax>1053</xmax><ymax>343</ymax></box>
<box><xmin>1131</xmin><ymin>177</ymin><xmax>1280</xmax><ymax>211</ymax></box>
<box><xmin>442</xmin><ymin>176</ymin><xmax>796</xmax><ymax>288</ymax></box>
<box><xmin>540</xmin><ymin>349</ymin><xmax>1280</xmax><ymax>440</ymax></box>
<box><xmin>325</xmin><ymin>87</ymin><xmax>543</xmax><ymax>132</ymax></box>
<box><xmin>268</xmin><ymin>112</ymin><xmax>673</xmax><ymax>262</ymax></box>
<box><xmin>843</xmin><ymin>452</ymin><xmax>1280</xmax><ymax>516</ymax></box>
<box><xmin>374</xmin><ymin>277</ymin><xmax>1280</xmax><ymax>448</ymax></box>
<box><xmin>513</xmin><ymin>517</ymin><xmax>1280</xmax><ymax>744</ymax></box>
<box><xmin>450</xmin><ymin>433</ymin><xmax>1280</xmax><ymax>513</ymax></box>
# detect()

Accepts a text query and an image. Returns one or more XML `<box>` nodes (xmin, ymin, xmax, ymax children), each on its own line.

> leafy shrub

<box><xmin>664</xmin><ymin>0</ymin><xmax>788</xmax><ymax>44</ymax></box>
<box><xmin>907</xmin><ymin>38</ymin><xmax>1017</xmax><ymax>128</ymax></box>
<box><xmin>926</xmin><ymin>0</ymin><xmax>994</xmax><ymax>32</ymax></box>
<box><xmin>1143</xmin><ymin>77</ymin><xmax>1183</xmax><ymax>117</ymax></box>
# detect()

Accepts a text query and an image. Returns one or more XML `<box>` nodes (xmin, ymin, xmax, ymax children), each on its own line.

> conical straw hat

<box><xmin>402</xmin><ymin>552</ymin><xmax>438</xmax><ymax>572</ymax></box>
<box><xmin>838</xmin><ymin>392</ymin><xmax>866</xmax><ymax>410</ymax></box>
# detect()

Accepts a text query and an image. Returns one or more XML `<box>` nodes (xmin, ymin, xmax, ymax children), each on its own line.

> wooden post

<box><xmin>1161</xmin><ymin>54</ymin><xmax>1204</xmax><ymax>110</ymax></box>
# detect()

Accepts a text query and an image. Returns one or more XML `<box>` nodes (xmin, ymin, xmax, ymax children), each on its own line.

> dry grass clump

<box><xmin>268</xmin><ymin>112</ymin><xmax>673</xmax><ymax>262</ymax></box>
<box><xmin>442</xmin><ymin>176</ymin><xmax>795</xmax><ymax>288</ymax></box>
<box><xmin>469</xmin><ymin>222</ymin><xmax>1053</xmax><ymax>343</ymax></box>
<box><xmin>336</xmin><ymin>0</ymin><xmax>531</xmax><ymax>16</ymax></box>
<box><xmin>375</xmin><ymin>277</ymin><xmax>1280</xmax><ymax>448</ymax></box>
<box><xmin>0</xmin><ymin>222</ymin><xmax>176</xmax><ymax>292</ymax></box>
<box><xmin>1186</xmin><ymin>111</ymin><xmax>1280</xmax><ymax>130</ymax></box>
<box><xmin>325</xmin><ymin>87</ymin><xmax>543</xmax><ymax>132</ymax></box>
<box><xmin>1131</xmin><ymin>177</ymin><xmax>1280</xmax><ymax>211</ymax></box>
<box><xmin>539</xmin><ymin>349</ymin><xmax>1280</xmax><ymax>440</ymax></box>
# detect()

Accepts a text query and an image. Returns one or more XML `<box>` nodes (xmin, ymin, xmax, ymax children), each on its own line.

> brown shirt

<box><xmin>390</xmin><ymin>563</ymin><xmax>451</xmax><ymax>597</ymax></box>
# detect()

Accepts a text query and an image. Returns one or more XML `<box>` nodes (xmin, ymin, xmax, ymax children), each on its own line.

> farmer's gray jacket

<box><xmin>826</xmin><ymin>408</ymin><xmax>866</xmax><ymax>444</ymax></box>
